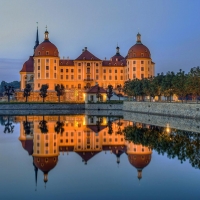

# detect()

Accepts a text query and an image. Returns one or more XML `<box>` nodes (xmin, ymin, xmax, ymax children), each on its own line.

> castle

<box><xmin>19</xmin><ymin>27</ymin><xmax>155</xmax><ymax>93</ymax></box>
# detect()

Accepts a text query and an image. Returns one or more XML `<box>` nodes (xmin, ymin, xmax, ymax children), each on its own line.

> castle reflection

<box><xmin>17</xmin><ymin>115</ymin><xmax>152</xmax><ymax>184</ymax></box>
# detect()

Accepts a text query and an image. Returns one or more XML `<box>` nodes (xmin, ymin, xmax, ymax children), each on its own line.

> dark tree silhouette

<box><xmin>107</xmin><ymin>117</ymin><xmax>113</xmax><ymax>135</ymax></box>
<box><xmin>96</xmin><ymin>117</ymin><xmax>102</xmax><ymax>133</ymax></box>
<box><xmin>39</xmin><ymin>84</ymin><xmax>48</xmax><ymax>102</ymax></box>
<box><xmin>55</xmin><ymin>84</ymin><xmax>65</xmax><ymax>102</ymax></box>
<box><xmin>23</xmin><ymin>116</ymin><xmax>31</xmax><ymax>135</ymax></box>
<box><xmin>4</xmin><ymin>117</ymin><xmax>14</xmax><ymax>133</ymax></box>
<box><xmin>4</xmin><ymin>85</ymin><xmax>15</xmax><ymax>102</ymax></box>
<box><xmin>39</xmin><ymin>116</ymin><xmax>48</xmax><ymax>134</ymax></box>
<box><xmin>96</xmin><ymin>86</ymin><xmax>102</xmax><ymax>102</ymax></box>
<box><xmin>106</xmin><ymin>85</ymin><xmax>113</xmax><ymax>101</ymax></box>
<box><xmin>116</xmin><ymin>84</ymin><xmax>123</xmax><ymax>100</ymax></box>
<box><xmin>116</xmin><ymin>117</ymin><xmax>123</xmax><ymax>135</ymax></box>
<box><xmin>23</xmin><ymin>84</ymin><xmax>32</xmax><ymax>102</ymax></box>
<box><xmin>54</xmin><ymin>116</ymin><xmax>64</xmax><ymax>134</ymax></box>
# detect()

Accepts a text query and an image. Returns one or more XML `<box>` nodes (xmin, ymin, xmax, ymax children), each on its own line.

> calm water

<box><xmin>0</xmin><ymin>114</ymin><xmax>199</xmax><ymax>200</ymax></box>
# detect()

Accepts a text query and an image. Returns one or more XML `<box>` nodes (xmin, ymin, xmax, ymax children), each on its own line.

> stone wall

<box><xmin>85</xmin><ymin>103</ymin><xmax>123</xmax><ymax>110</ymax></box>
<box><xmin>123</xmin><ymin>111</ymin><xmax>200</xmax><ymax>133</ymax></box>
<box><xmin>123</xmin><ymin>101</ymin><xmax>200</xmax><ymax>119</ymax></box>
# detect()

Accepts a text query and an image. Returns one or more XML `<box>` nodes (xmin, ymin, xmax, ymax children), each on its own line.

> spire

<box><xmin>33</xmin><ymin>158</ymin><xmax>38</xmax><ymax>191</ymax></box>
<box><xmin>34</xmin><ymin>23</ymin><xmax>39</xmax><ymax>52</ymax></box>
<box><xmin>137</xmin><ymin>169</ymin><xmax>142</xmax><ymax>180</ymax></box>
<box><xmin>44</xmin><ymin>25</ymin><xmax>49</xmax><ymax>40</ymax></box>
<box><xmin>116</xmin><ymin>45</ymin><xmax>120</xmax><ymax>56</ymax></box>
<box><xmin>136</xmin><ymin>32</ymin><xmax>142</xmax><ymax>44</ymax></box>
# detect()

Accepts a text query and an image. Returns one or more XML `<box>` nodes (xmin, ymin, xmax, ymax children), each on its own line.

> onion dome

<box><xmin>20</xmin><ymin>56</ymin><xmax>34</xmax><ymax>72</ymax></box>
<box><xmin>111</xmin><ymin>46</ymin><xmax>124</xmax><ymax>61</ymax></box>
<box><xmin>33</xmin><ymin>156</ymin><xmax>58</xmax><ymax>182</ymax></box>
<box><xmin>34</xmin><ymin>28</ymin><xmax>59</xmax><ymax>57</ymax></box>
<box><xmin>128</xmin><ymin>154</ymin><xmax>151</xmax><ymax>169</ymax></box>
<box><xmin>127</xmin><ymin>33</ymin><xmax>151</xmax><ymax>59</ymax></box>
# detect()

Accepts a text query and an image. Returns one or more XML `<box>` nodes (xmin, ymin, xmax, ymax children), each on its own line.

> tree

<box><xmin>39</xmin><ymin>84</ymin><xmax>49</xmax><ymax>102</ymax></box>
<box><xmin>96</xmin><ymin>85</ymin><xmax>102</xmax><ymax>102</ymax></box>
<box><xmin>4</xmin><ymin>117</ymin><xmax>14</xmax><ymax>133</ymax></box>
<box><xmin>54</xmin><ymin>116</ymin><xmax>64</xmax><ymax>134</ymax></box>
<box><xmin>107</xmin><ymin>116</ymin><xmax>113</xmax><ymax>135</ymax></box>
<box><xmin>23</xmin><ymin>116</ymin><xmax>31</xmax><ymax>135</ymax></box>
<box><xmin>23</xmin><ymin>84</ymin><xmax>32</xmax><ymax>102</ymax></box>
<box><xmin>106</xmin><ymin>85</ymin><xmax>113</xmax><ymax>101</ymax></box>
<box><xmin>116</xmin><ymin>84</ymin><xmax>123</xmax><ymax>100</ymax></box>
<box><xmin>172</xmin><ymin>69</ymin><xmax>188</xmax><ymax>103</ymax></box>
<box><xmin>4</xmin><ymin>85</ymin><xmax>15</xmax><ymax>102</ymax></box>
<box><xmin>55</xmin><ymin>84</ymin><xmax>65</xmax><ymax>102</ymax></box>
<box><xmin>39</xmin><ymin>116</ymin><xmax>48</xmax><ymax>134</ymax></box>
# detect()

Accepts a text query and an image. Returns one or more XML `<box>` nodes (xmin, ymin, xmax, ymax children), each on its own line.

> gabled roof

<box><xmin>75</xmin><ymin>49</ymin><xmax>101</xmax><ymax>61</ymax></box>
<box><xmin>76</xmin><ymin>151</ymin><xmax>101</xmax><ymax>163</ymax></box>
<box><xmin>87</xmin><ymin>125</ymin><xmax>107</xmax><ymax>133</ymax></box>
<box><xmin>86</xmin><ymin>85</ymin><xmax>107</xmax><ymax>94</ymax></box>
<box><xmin>59</xmin><ymin>59</ymin><xmax>74</xmax><ymax>66</ymax></box>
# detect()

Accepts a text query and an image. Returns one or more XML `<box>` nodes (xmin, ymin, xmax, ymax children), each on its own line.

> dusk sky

<box><xmin>0</xmin><ymin>0</ymin><xmax>200</xmax><ymax>82</ymax></box>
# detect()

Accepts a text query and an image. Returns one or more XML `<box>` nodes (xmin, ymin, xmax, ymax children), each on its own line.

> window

<box><xmin>54</xmin><ymin>60</ymin><xmax>56</xmax><ymax>63</ymax></box>
<box><xmin>96</xmin><ymin>69</ymin><xmax>99</xmax><ymax>73</ymax></box>
<box><xmin>96</xmin><ymin>139</ymin><xmax>99</xmax><ymax>142</ymax></box>
<box><xmin>71</xmin><ymin>85</ymin><xmax>74</xmax><ymax>88</ymax></box>
<box><xmin>71</xmin><ymin>139</ymin><xmax>74</xmax><ymax>143</ymax></box>
<box><xmin>96</xmin><ymin>63</ymin><xmax>98</xmax><ymax>66</ymax></box>
<box><xmin>46</xmin><ymin>73</ymin><xmax>49</xmax><ymax>78</ymax></box>
<box><xmin>66</xmin><ymin>69</ymin><xmax>68</xmax><ymax>73</ymax></box>
<box><xmin>133</xmin><ymin>61</ymin><xmax>136</xmax><ymax>64</ymax></box>
<box><xmin>45</xmin><ymin>143</ymin><xmax>48</xmax><ymax>147</ymax></box>
<box><xmin>87</xmin><ymin>68</ymin><xmax>90</xmax><ymax>73</ymax></box>
<box><xmin>38</xmin><ymin>59</ymin><xmax>40</xmax><ymax>63</ymax></box>
<box><xmin>103</xmin><ymin>69</ymin><xmax>106</xmax><ymax>73</ymax></box>
<box><xmin>46</xmin><ymin>66</ymin><xmax>49</xmax><ymax>70</ymax></box>
<box><xmin>66</xmin><ymin>75</ymin><xmax>69</xmax><ymax>79</ymax></box>
<box><xmin>120</xmin><ymin>76</ymin><xmax>123</xmax><ymax>80</ymax></box>
<box><xmin>66</xmin><ymin>132</ymin><xmax>68</xmax><ymax>136</ymax></box>
<box><xmin>87</xmin><ymin>63</ymin><xmax>90</xmax><ymax>66</ymax></box>
<box><xmin>148</xmin><ymin>67</ymin><xmax>150</xmax><ymax>71</ymax></box>
<box><xmin>141</xmin><ymin>67</ymin><xmax>144</xmax><ymax>71</ymax></box>
<box><xmin>66</xmin><ymin>139</ymin><xmax>68</xmax><ymax>143</ymax></box>
<box><xmin>78</xmin><ymin>75</ymin><xmax>81</xmax><ymax>80</ymax></box>
<box><xmin>61</xmin><ymin>69</ymin><xmax>63</xmax><ymax>73</ymax></box>
<box><xmin>115</xmin><ymin>76</ymin><xmax>117</xmax><ymax>80</ymax></box>
<box><xmin>66</xmin><ymin>85</ymin><xmax>68</xmax><ymax>89</ymax></box>
<box><xmin>60</xmin><ymin>139</ymin><xmax>63</xmax><ymax>143</ymax></box>
<box><xmin>71</xmin><ymin>75</ymin><xmax>74</xmax><ymax>79</ymax></box>
<box><xmin>37</xmin><ymin>143</ymin><xmax>39</xmax><ymax>147</ymax></box>
<box><xmin>78</xmin><ymin>84</ymin><xmax>81</xmax><ymax>89</ymax></box>
<box><xmin>120</xmin><ymin>70</ymin><xmax>123</xmax><ymax>73</ymax></box>
<box><xmin>61</xmin><ymin>75</ymin><xmax>63</xmax><ymax>79</ymax></box>
<box><xmin>141</xmin><ymin>53</ymin><xmax>144</xmax><ymax>57</ymax></box>
<box><xmin>141</xmin><ymin>74</ymin><xmax>144</xmax><ymax>79</ymax></box>
<box><xmin>133</xmin><ymin>67</ymin><xmax>136</xmax><ymax>71</ymax></box>
<box><xmin>90</xmin><ymin>95</ymin><xmax>94</xmax><ymax>102</ymax></box>
<box><xmin>38</xmin><ymin>51</ymin><xmax>41</xmax><ymax>55</ymax></box>
<box><xmin>46</xmin><ymin>51</ymin><xmax>49</xmax><ymax>55</ymax></box>
<box><xmin>141</xmin><ymin>61</ymin><xmax>144</xmax><ymax>64</ymax></box>
<box><xmin>87</xmin><ymin>75</ymin><xmax>90</xmax><ymax>79</ymax></box>
<box><xmin>109</xmin><ymin>69</ymin><xmax>112</xmax><ymax>73</ymax></box>
<box><xmin>38</xmin><ymin>66</ymin><xmax>40</xmax><ymax>70</ymax></box>
<box><xmin>109</xmin><ymin>76</ymin><xmax>112</xmax><ymax>80</ymax></box>
<box><xmin>54</xmin><ymin>142</ymin><xmax>56</xmax><ymax>146</ymax></box>
<box><xmin>54</xmin><ymin>66</ymin><xmax>56</xmax><ymax>70</ymax></box>
<box><xmin>104</xmin><ymin>138</ymin><xmax>106</xmax><ymax>142</ymax></box>
<box><xmin>38</xmin><ymin>83</ymin><xmax>40</xmax><ymax>88</ymax></box>
<box><xmin>115</xmin><ymin>138</ymin><xmax>118</xmax><ymax>142</ymax></box>
<box><xmin>71</xmin><ymin>69</ymin><xmax>74</xmax><ymax>73</ymax></box>
<box><xmin>115</xmin><ymin>70</ymin><xmax>117</xmax><ymax>73</ymax></box>
<box><xmin>38</xmin><ymin>73</ymin><xmax>40</xmax><ymax>78</ymax></box>
<box><xmin>104</xmin><ymin>76</ymin><xmax>106</xmax><ymax>80</ymax></box>
<box><xmin>133</xmin><ymin>74</ymin><xmax>136</xmax><ymax>79</ymax></box>
<box><xmin>78</xmin><ymin>69</ymin><xmax>81</xmax><ymax>73</ymax></box>
<box><xmin>96</xmin><ymin>75</ymin><xmax>99</xmax><ymax>80</ymax></box>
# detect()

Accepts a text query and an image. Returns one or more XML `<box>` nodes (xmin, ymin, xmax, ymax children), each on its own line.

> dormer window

<box><xmin>83</xmin><ymin>57</ymin><xmax>85</xmax><ymax>60</ymax></box>
<box><xmin>42</xmin><ymin>47</ymin><xmax>44</xmax><ymax>50</ymax></box>
<box><xmin>141</xmin><ymin>53</ymin><xmax>144</xmax><ymax>57</ymax></box>
<box><xmin>38</xmin><ymin>51</ymin><xmax>41</xmax><ymax>55</ymax></box>
<box><xmin>87</xmin><ymin>63</ymin><xmax>90</xmax><ymax>66</ymax></box>
<box><xmin>133</xmin><ymin>53</ymin><xmax>136</xmax><ymax>57</ymax></box>
<box><xmin>91</xmin><ymin>57</ymin><xmax>93</xmax><ymax>60</ymax></box>
<box><xmin>46</xmin><ymin>51</ymin><xmax>49</xmax><ymax>55</ymax></box>
<box><xmin>116</xmin><ymin>58</ymin><xmax>118</xmax><ymax>61</ymax></box>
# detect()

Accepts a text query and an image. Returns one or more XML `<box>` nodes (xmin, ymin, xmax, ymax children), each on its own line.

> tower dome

<box><xmin>34</xmin><ymin>28</ymin><xmax>59</xmax><ymax>57</ymax></box>
<box><xmin>127</xmin><ymin>33</ymin><xmax>151</xmax><ymax>59</ymax></box>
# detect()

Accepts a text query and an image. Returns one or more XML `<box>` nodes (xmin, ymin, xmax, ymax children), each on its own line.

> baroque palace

<box><xmin>17</xmin><ymin>27</ymin><xmax>155</xmax><ymax>101</ymax></box>
<box><xmin>17</xmin><ymin>115</ymin><xmax>152</xmax><ymax>185</ymax></box>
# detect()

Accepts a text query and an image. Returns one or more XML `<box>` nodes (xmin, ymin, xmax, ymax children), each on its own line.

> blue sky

<box><xmin>0</xmin><ymin>0</ymin><xmax>200</xmax><ymax>82</ymax></box>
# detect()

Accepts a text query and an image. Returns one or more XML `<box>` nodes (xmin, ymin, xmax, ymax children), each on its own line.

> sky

<box><xmin>0</xmin><ymin>0</ymin><xmax>200</xmax><ymax>82</ymax></box>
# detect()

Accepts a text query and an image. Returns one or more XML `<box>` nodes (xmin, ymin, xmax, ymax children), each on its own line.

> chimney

<box><xmin>85</xmin><ymin>47</ymin><xmax>87</xmax><ymax>51</ymax></box>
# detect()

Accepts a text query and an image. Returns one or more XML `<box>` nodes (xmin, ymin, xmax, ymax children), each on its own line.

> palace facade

<box><xmin>19</xmin><ymin>28</ymin><xmax>155</xmax><ymax>92</ymax></box>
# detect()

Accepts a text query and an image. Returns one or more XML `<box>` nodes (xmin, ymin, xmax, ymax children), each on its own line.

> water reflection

<box><xmin>15</xmin><ymin>115</ymin><xmax>153</xmax><ymax>187</ymax></box>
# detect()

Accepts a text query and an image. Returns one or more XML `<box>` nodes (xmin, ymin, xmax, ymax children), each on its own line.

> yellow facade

<box><xmin>19</xmin><ymin>30</ymin><xmax>155</xmax><ymax>93</ymax></box>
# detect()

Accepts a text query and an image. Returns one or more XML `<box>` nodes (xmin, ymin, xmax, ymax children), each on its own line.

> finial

<box><xmin>45</xmin><ymin>25</ymin><xmax>47</xmax><ymax>31</ymax></box>
<box><xmin>36</xmin><ymin>22</ymin><xmax>38</xmax><ymax>28</ymax></box>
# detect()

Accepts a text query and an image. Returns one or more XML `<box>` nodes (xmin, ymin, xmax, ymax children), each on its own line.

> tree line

<box><xmin>123</xmin><ymin>67</ymin><xmax>200</xmax><ymax>103</ymax></box>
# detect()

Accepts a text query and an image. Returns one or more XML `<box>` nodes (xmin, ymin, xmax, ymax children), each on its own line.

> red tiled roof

<box><xmin>20</xmin><ymin>140</ymin><xmax>33</xmax><ymax>155</ymax></box>
<box><xmin>20</xmin><ymin>56</ymin><xmax>34</xmax><ymax>72</ymax></box>
<box><xmin>102</xmin><ymin>60</ymin><xmax>126</xmax><ymax>66</ymax></box>
<box><xmin>75</xmin><ymin>49</ymin><xmax>101</xmax><ymax>61</ymax></box>
<box><xmin>59</xmin><ymin>59</ymin><xmax>74</xmax><ymax>66</ymax></box>
<box><xmin>86</xmin><ymin>85</ymin><xmax>107</xmax><ymax>94</ymax></box>
<box><xmin>76</xmin><ymin>151</ymin><xmax>101</xmax><ymax>163</ymax></box>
